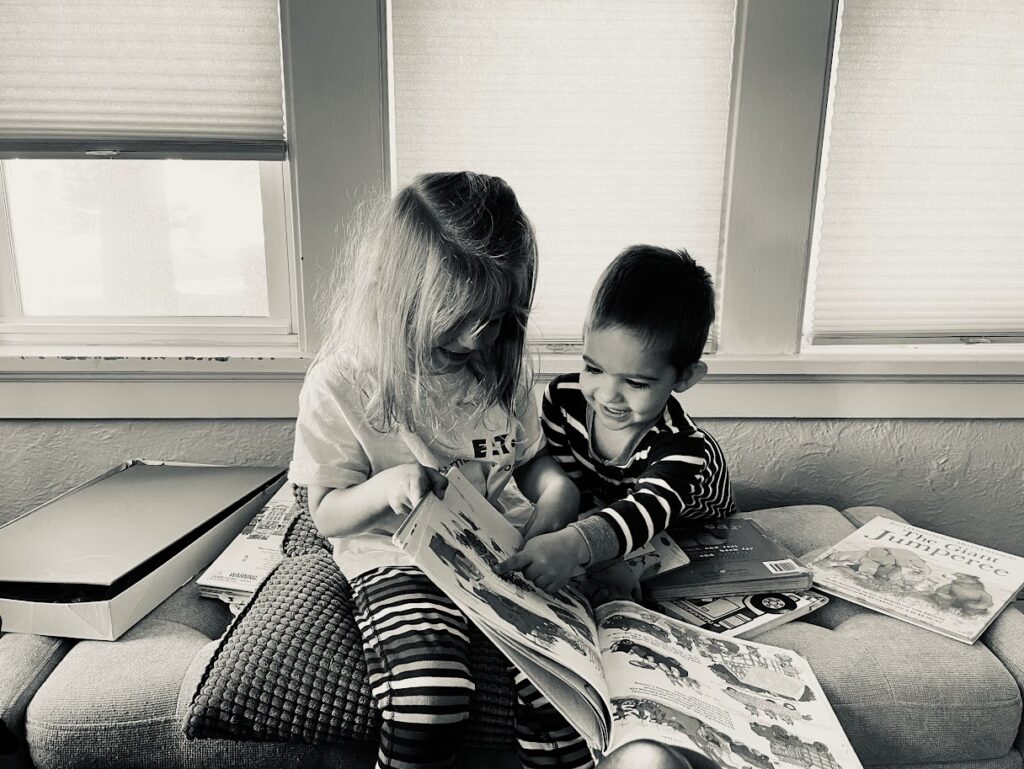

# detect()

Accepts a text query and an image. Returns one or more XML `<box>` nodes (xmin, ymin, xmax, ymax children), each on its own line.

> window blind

<box><xmin>807</xmin><ymin>0</ymin><xmax>1024</xmax><ymax>344</ymax></box>
<box><xmin>0</xmin><ymin>0</ymin><xmax>285</xmax><ymax>159</ymax></box>
<box><xmin>390</xmin><ymin>0</ymin><xmax>736</xmax><ymax>343</ymax></box>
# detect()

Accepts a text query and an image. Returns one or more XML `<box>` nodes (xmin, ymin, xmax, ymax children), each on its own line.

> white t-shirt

<box><xmin>289</xmin><ymin>360</ymin><xmax>543</xmax><ymax>578</ymax></box>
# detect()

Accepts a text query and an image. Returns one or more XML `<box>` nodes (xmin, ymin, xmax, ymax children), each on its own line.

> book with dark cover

<box><xmin>645</xmin><ymin>519</ymin><xmax>813</xmax><ymax>600</ymax></box>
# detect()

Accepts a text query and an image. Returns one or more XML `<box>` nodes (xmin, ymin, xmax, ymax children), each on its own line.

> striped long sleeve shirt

<box><xmin>541</xmin><ymin>372</ymin><xmax>737</xmax><ymax>562</ymax></box>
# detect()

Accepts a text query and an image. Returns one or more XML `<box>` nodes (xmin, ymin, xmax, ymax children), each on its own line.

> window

<box><xmin>0</xmin><ymin>0</ymin><xmax>295</xmax><ymax>350</ymax></box>
<box><xmin>389</xmin><ymin>0</ymin><xmax>736</xmax><ymax>347</ymax></box>
<box><xmin>805</xmin><ymin>0</ymin><xmax>1024</xmax><ymax>346</ymax></box>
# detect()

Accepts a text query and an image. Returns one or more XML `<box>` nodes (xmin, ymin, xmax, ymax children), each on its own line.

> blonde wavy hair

<box><xmin>317</xmin><ymin>171</ymin><xmax>538</xmax><ymax>432</ymax></box>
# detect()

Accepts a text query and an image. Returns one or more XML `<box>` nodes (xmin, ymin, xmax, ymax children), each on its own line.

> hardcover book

<box><xmin>654</xmin><ymin>590</ymin><xmax>829</xmax><ymax>639</ymax></box>
<box><xmin>393</xmin><ymin>469</ymin><xmax>861</xmax><ymax>767</ymax></box>
<box><xmin>644</xmin><ymin>519</ymin><xmax>813</xmax><ymax>600</ymax></box>
<box><xmin>807</xmin><ymin>516</ymin><xmax>1024</xmax><ymax>644</ymax></box>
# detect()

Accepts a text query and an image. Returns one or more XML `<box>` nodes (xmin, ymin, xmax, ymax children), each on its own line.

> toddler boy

<box><xmin>499</xmin><ymin>245</ymin><xmax>737</xmax><ymax>595</ymax></box>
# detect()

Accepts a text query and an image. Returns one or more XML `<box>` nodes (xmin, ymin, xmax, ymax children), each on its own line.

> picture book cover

<box><xmin>393</xmin><ymin>469</ymin><xmax>862</xmax><ymax>767</ymax></box>
<box><xmin>654</xmin><ymin>590</ymin><xmax>829</xmax><ymax>639</ymax></box>
<box><xmin>645</xmin><ymin>519</ymin><xmax>813</xmax><ymax>600</ymax></box>
<box><xmin>807</xmin><ymin>516</ymin><xmax>1024</xmax><ymax>644</ymax></box>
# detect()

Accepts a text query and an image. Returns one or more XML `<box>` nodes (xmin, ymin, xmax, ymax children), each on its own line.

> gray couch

<box><xmin>3</xmin><ymin>503</ymin><xmax>1023</xmax><ymax>769</ymax></box>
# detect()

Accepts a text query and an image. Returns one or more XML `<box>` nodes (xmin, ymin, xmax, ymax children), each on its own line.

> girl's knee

<box><xmin>600</xmin><ymin>740</ymin><xmax>717</xmax><ymax>769</ymax></box>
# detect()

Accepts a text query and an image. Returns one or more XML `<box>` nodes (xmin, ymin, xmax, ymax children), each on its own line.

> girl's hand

<box><xmin>379</xmin><ymin>463</ymin><xmax>448</xmax><ymax>516</ymax></box>
<box><xmin>495</xmin><ymin>527</ymin><xmax>588</xmax><ymax>594</ymax></box>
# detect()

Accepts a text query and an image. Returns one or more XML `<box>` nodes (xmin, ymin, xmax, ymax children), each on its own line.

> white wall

<box><xmin>3</xmin><ymin>417</ymin><xmax>1021</xmax><ymax>556</ymax></box>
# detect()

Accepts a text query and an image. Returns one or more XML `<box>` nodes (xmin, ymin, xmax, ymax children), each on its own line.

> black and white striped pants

<box><xmin>351</xmin><ymin>565</ymin><xmax>594</xmax><ymax>769</ymax></box>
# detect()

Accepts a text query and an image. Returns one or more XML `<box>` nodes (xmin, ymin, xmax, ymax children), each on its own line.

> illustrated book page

<box><xmin>807</xmin><ymin>516</ymin><xmax>1024</xmax><ymax>643</ymax></box>
<box><xmin>596</xmin><ymin>601</ymin><xmax>863</xmax><ymax>768</ymax></box>
<box><xmin>393</xmin><ymin>467</ymin><xmax>612</xmax><ymax>749</ymax></box>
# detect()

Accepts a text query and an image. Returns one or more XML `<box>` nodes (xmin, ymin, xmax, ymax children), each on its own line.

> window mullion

<box><xmin>716</xmin><ymin>0</ymin><xmax>838</xmax><ymax>356</ymax></box>
<box><xmin>0</xmin><ymin>163</ymin><xmax>23</xmax><ymax>317</ymax></box>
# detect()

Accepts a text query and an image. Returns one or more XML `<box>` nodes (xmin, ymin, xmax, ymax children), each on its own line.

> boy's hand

<box><xmin>496</xmin><ymin>527</ymin><xmax>589</xmax><ymax>594</ymax></box>
<box><xmin>578</xmin><ymin>560</ymin><xmax>642</xmax><ymax>606</ymax></box>
<box><xmin>379</xmin><ymin>463</ymin><xmax>447</xmax><ymax>516</ymax></box>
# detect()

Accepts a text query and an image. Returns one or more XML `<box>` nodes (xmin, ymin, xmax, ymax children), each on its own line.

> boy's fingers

<box><xmin>496</xmin><ymin>551</ymin><xmax>529</xmax><ymax>574</ymax></box>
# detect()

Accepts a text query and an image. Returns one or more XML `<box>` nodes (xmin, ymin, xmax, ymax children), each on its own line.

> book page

<box><xmin>808</xmin><ymin>516</ymin><xmax>1024</xmax><ymax>644</ymax></box>
<box><xmin>394</xmin><ymin>468</ymin><xmax>611</xmax><ymax>741</ymax></box>
<box><xmin>596</xmin><ymin>601</ymin><xmax>863</xmax><ymax>769</ymax></box>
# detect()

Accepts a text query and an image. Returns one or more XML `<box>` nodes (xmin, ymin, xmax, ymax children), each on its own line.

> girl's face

<box><xmin>431</xmin><ymin>305</ymin><xmax>509</xmax><ymax>372</ymax></box>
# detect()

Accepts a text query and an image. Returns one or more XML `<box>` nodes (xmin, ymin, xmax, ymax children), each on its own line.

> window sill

<box><xmin>1</xmin><ymin>348</ymin><xmax>1022</xmax><ymax>419</ymax></box>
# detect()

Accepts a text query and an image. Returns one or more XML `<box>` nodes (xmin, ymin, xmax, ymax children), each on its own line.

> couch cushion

<box><xmin>759</xmin><ymin>615</ymin><xmax>1022</xmax><ymax>765</ymax></box>
<box><xmin>182</xmin><ymin>549</ymin><xmax>517</xmax><ymax>750</ymax></box>
<box><xmin>0</xmin><ymin>632</ymin><xmax>75</xmax><ymax>768</ymax></box>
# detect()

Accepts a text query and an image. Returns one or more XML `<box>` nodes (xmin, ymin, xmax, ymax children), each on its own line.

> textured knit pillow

<box><xmin>183</xmin><ymin>546</ymin><xmax>516</xmax><ymax>746</ymax></box>
<box><xmin>281</xmin><ymin>484</ymin><xmax>332</xmax><ymax>558</ymax></box>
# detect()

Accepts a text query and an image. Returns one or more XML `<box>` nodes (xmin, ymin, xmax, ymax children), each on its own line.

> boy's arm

<box><xmin>572</xmin><ymin>433</ymin><xmax>734</xmax><ymax>563</ymax></box>
<box><xmin>539</xmin><ymin>379</ymin><xmax>584</xmax><ymax>483</ymax></box>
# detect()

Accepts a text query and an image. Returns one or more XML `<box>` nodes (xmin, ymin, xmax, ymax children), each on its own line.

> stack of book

<box><xmin>641</xmin><ymin>519</ymin><xmax>826</xmax><ymax>639</ymax></box>
<box><xmin>196</xmin><ymin>483</ymin><xmax>298</xmax><ymax>614</ymax></box>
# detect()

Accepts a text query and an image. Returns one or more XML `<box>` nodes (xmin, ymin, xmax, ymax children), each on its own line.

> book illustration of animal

<box><xmin>601</xmin><ymin>612</ymin><xmax>672</xmax><ymax>643</ymax></box>
<box><xmin>709</xmin><ymin>663</ymin><xmax>815</xmax><ymax>703</ymax></box>
<box><xmin>929</xmin><ymin>573</ymin><xmax>994</xmax><ymax>614</ymax></box>
<box><xmin>823</xmin><ymin>546</ymin><xmax>930</xmax><ymax>588</ymax></box>
<box><xmin>608</xmin><ymin>640</ymin><xmax>692</xmax><ymax>686</ymax></box>
<box><xmin>723</xmin><ymin>686</ymin><xmax>809</xmax><ymax>726</ymax></box>
<box><xmin>456</xmin><ymin>510</ymin><xmax>481</xmax><ymax>532</ymax></box>
<box><xmin>547</xmin><ymin>602</ymin><xmax>596</xmax><ymax>647</ymax></box>
<box><xmin>750</xmin><ymin>722</ymin><xmax>842</xmax><ymax>769</ymax></box>
<box><xmin>451</xmin><ymin>525</ymin><xmax>536</xmax><ymax>596</ymax></box>
<box><xmin>470</xmin><ymin>582</ymin><xmax>587</xmax><ymax>657</ymax></box>
<box><xmin>428</xmin><ymin>532</ymin><xmax>483</xmax><ymax>583</ymax></box>
<box><xmin>695</xmin><ymin>722</ymin><xmax>777</xmax><ymax>769</ymax></box>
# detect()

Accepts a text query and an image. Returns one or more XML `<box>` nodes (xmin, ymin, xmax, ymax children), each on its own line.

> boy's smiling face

<box><xmin>580</xmin><ymin>324</ymin><xmax>690</xmax><ymax>436</ymax></box>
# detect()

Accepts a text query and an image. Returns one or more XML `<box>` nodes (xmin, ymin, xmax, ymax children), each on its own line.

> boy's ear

<box><xmin>673</xmin><ymin>360</ymin><xmax>707</xmax><ymax>393</ymax></box>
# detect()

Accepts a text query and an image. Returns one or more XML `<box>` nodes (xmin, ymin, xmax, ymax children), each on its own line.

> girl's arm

<box><xmin>308</xmin><ymin>464</ymin><xmax>448</xmax><ymax>538</ymax></box>
<box><xmin>512</xmin><ymin>451</ymin><xmax>580</xmax><ymax>539</ymax></box>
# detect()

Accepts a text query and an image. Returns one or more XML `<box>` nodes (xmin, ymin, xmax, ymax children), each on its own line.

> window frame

<box><xmin>1</xmin><ymin>0</ymin><xmax>1022</xmax><ymax>420</ymax></box>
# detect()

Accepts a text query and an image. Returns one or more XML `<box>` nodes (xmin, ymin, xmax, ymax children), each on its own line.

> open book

<box><xmin>394</xmin><ymin>468</ymin><xmax>862</xmax><ymax>767</ymax></box>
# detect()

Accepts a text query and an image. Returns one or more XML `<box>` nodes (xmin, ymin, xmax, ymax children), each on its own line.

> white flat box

<box><xmin>0</xmin><ymin>459</ymin><xmax>286</xmax><ymax>640</ymax></box>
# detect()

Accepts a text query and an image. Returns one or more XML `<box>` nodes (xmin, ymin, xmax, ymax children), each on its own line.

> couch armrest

<box><xmin>982</xmin><ymin>605</ymin><xmax>1024</xmax><ymax>752</ymax></box>
<box><xmin>0</xmin><ymin>633</ymin><xmax>75</xmax><ymax>768</ymax></box>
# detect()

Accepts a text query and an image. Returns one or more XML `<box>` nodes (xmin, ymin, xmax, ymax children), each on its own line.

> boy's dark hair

<box><xmin>586</xmin><ymin>245</ymin><xmax>715</xmax><ymax>372</ymax></box>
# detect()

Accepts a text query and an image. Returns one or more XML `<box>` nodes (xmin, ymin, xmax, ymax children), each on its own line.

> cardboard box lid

<box><xmin>0</xmin><ymin>461</ymin><xmax>285</xmax><ymax>587</ymax></box>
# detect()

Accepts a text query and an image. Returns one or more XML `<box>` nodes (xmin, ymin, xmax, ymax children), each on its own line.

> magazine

<box><xmin>807</xmin><ymin>516</ymin><xmax>1024</xmax><ymax>644</ymax></box>
<box><xmin>197</xmin><ymin>482</ymin><xmax>297</xmax><ymax>612</ymax></box>
<box><xmin>645</xmin><ymin>519</ymin><xmax>813</xmax><ymax>600</ymax></box>
<box><xmin>654</xmin><ymin>591</ymin><xmax>830</xmax><ymax>639</ymax></box>
<box><xmin>394</xmin><ymin>468</ymin><xmax>862</xmax><ymax>766</ymax></box>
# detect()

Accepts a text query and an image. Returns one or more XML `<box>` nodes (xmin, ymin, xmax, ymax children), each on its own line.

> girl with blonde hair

<box><xmin>290</xmin><ymin>171</ymin><xmax>592</xmax><ymax>769</ymax></box>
